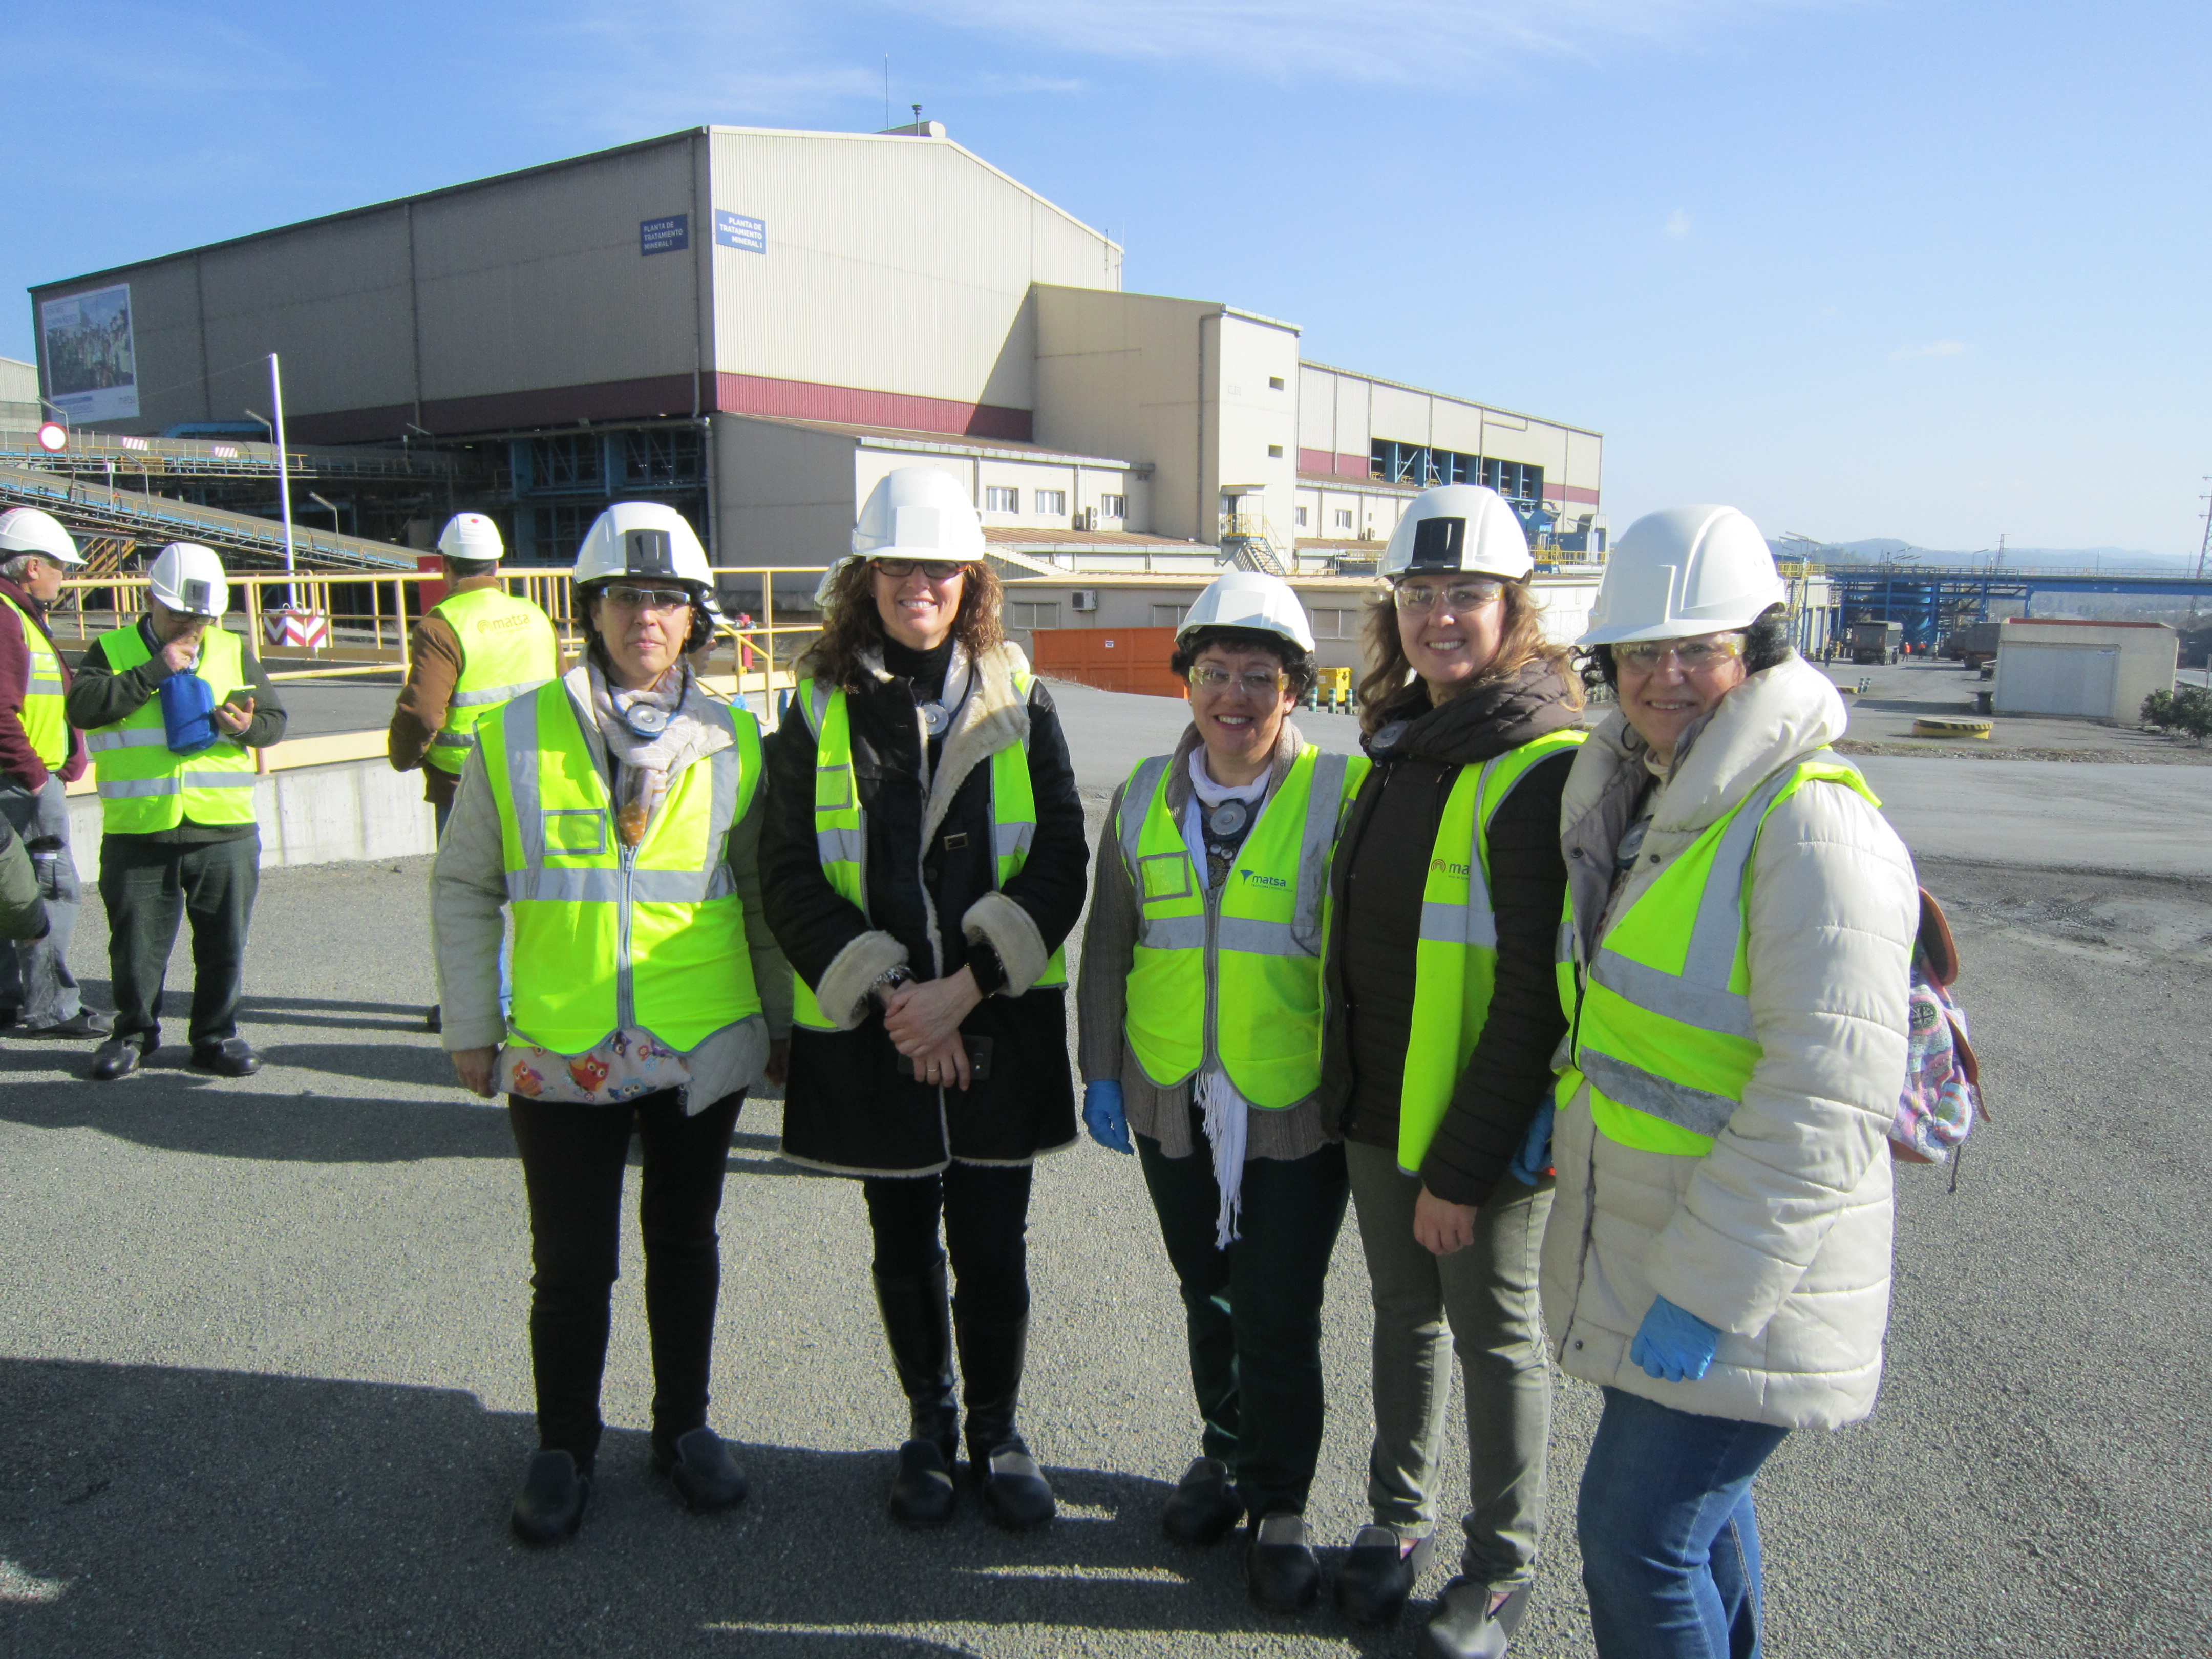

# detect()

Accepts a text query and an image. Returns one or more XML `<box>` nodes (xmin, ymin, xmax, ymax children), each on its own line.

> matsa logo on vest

<box><xmin>1237</xmin><ymin>870</ymin><xmax>1290</xmax><ymax>891</ymax></box>
<box><xmin>1429</xmin><ymin>858</ymin><xmax>1471</xmax><ymax>878</ymax></box>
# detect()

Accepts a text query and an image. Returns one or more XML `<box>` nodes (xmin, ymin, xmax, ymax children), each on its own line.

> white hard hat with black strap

<box><xmin>1381</xmin><ymin>484</ymin><xmax>1534</xmax><ymax>584</ymax></box>
<box><xmin>572</xmin><ymin>501</ymin><xmax>718</xmax><ymax>654</ymax></box>
<box><xmin>147</xmin><ymin>543</ymin><xmax>230</xmax><ymax>619</ymax></box>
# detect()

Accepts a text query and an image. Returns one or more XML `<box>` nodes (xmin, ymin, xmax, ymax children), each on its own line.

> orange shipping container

<box><xmin>1027</xmin><ymin>626</ymin><xmax>1187</xmax><ymax>700</ymax></box>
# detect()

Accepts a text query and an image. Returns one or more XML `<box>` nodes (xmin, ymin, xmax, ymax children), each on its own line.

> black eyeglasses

<box><xmin>874</xmin><ymin>559</ymin><xmax>966</xmax><ymax>581</ymax></box>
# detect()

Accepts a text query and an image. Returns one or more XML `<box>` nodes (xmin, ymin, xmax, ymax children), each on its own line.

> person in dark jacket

<box><xmin>1321</xmin><ymin>486</ymin><xmax>1584</xmax><ymax>1658</ymax></box>
<box><xmin>760</xmin><ymin>467</ymin><xmax>1088</xmax><ymax>1534</ymax></box>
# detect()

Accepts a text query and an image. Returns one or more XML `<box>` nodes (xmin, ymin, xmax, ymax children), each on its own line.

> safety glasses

<box><xmin>600</xmin><ymin>585</ymin><xmax>694</xmax><ymax>613</ymax></box>
<box><xmin>1188</xmin><ymin>665</ymin><xmax>1287</xmax><ymax>696</ymax></box>
<box><xmin>1393</xmin><ymin>579</ymin><xmax>1504</xmax><ymax>614</ymax></box>
<box><xmin>873</xmin><ymin>559</ymin><xmax>967</xmax><ymax>581</ymax></box>
<box><xmin>1613</xmin><ymin>633</ymin><xmax>1747</xmax><ymax>673</ymax></box>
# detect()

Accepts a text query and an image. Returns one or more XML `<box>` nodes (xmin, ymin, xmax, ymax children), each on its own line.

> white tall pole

<box><xmin>268</xmin><ymin>353</ymin><xmax>296</xmax><ymax>608</ymax></box>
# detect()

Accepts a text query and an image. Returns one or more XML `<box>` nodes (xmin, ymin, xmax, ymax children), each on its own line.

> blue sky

<box><xmin>10</xmin><ymin>1</ymin><xmax>2206</xmax><ymax>557</ymax></box>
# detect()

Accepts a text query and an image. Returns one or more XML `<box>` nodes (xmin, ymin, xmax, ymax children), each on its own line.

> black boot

<box><xmin>874</xmin><ymin>1260</ymin><xmax>960</xmax><ymax>1528</ymax></box>
<box><xmin>1422</xmin><ymin>1579</ymin><xmax>1533</xmax><ymax>1659</ymax></box>
<box><xmin>652</xmin><ymin>1426</ymin><xmax>748</xmax><ymax>1514</ymax></box>
<box><xmin>509</xmin><ymin>1450</ymin><xmax>591</xmax><ymax>1546</ymax></box>
<box><xmin>1335</xmin><ymin>1524</ymin><xmax>1436</xmax><ymax>1625</ymax></box>
<box><xmin>956</xmin><ymin>1311</ymin><xmax>1054</xmax><ymax>1530</ymax></box>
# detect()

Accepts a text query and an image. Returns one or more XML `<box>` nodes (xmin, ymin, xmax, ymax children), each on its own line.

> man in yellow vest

<box><xmin>387</xmin><ymin>512</ymin><xmax>558</xmax><ymax>1032</ymax></box>
<box><xmin>67</xmin><ymin>542</ymin><xmax>287</xmax><ymax>1081</ymax></box>
<box><xmin>0</xmin><ymin>507</ymin><xmax>104</xmax><ymax>1039</ymax></box>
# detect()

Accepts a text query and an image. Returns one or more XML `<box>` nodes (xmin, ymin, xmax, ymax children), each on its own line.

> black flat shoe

<box><xmin>1336</xmin><ymin>1524</ymin><xmax>1436</xmax><ymax>1625</ymax></box>
<box><xmin>888</xmin><ymin>1437</ymin><xmax>957</xmax><ymax>1529</ymax></box>
<box><xmin>190</xmin><ymin>1039</ymin><xmax>261</xmax><ymax>1077</ymax></box>
<box><xmin>1246</xmin><ymin>1512</ymin><xmax>1321</xmax><ymax>1613</ymax></box>
<box><xmin>90</xmin><ymin>1035</ymin><xmax>153</xmax><ymax>1081</ymax></box>
<box><xmin>652</xmin><ymin>1427</ymin><xmax>748</xmax><ymax>1514</ymax></box>
<box><xmin>1422</xmin><ymin>1579</ymin><xmax>1533</xmax><ymax>1659</ymax></box>
<box><xmin>973</xmin><ymin>1440</ymin><xmax>1054</xmax><ymax>1531</ymax></box>
<box><xmin>510</xmin><ymin>1450</ymin><xmax>591</xmax><ymax>1546</ymax></box>
<box><xmin>25</xmin><ymin>1009</ymin><xmax>112</xmax><ymax>1039</ymax></box>
<box><xmin>1161</xmin><ymin>1456</ymin><xmax>1241</xmax><ymax>1546</ymax></box>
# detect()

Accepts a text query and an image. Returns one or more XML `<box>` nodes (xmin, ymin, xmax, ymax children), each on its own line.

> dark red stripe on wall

<box><xmin>713</xmin><ymin>373</ymin><xmax>1031</xmax><ymax>441</ymax></box>
<box><xmin>1298</xmin><ymin>448</ymin><xmax>1334</xmax><ymax>476</ymax></box>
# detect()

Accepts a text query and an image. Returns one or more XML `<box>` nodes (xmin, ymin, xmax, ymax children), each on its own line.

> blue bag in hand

<box><xmin>158</xmin><ymin>669</ymin><xmax>220</xmax><ymax>755</ymax></box>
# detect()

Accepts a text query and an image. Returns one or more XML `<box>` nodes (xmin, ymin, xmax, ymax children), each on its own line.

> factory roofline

<box><xmin>724</xmin><ymin>411</ymin><xmax>1152</xmax><ymax>473</ymax></box>
<box><xmin>1299</xmin><ymin>358</ymin><xmax>1604</xmax><ymax>441</ymax></box>
<box><xmin>30</xmin><ymin>124</ymin><xmax>1120</xmax><ymax>295</ymax></box>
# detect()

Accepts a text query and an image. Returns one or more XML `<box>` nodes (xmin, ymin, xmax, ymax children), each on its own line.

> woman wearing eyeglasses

<box><xmin>761</xmin><ymin>466</ymin><xmax>1088</xmax><ymax>1533</ymax></box>
<box><xmin>432</xmin><ymin>502</ymin><xmax>791</xmax><ymax>1545</ymax></box>
<box><xmin>1318</xmin><ymin>485</ymin><xmax>1584</xmax><ymax>1656</ymax></box>
<box><xmin>1076</xmin><ymin>568</ymin><xmax>1367</xmax><ymax>1612</ymax></box>
<box><xmin>1533</xmin><ymin>507</ymin><xmax>1914</xmax><ymax>1659</ymax></box>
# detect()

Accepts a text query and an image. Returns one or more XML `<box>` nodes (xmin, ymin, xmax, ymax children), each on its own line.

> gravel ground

<box><xmin>2</xmin><ymin>771</ymin><xmax>2206</xmax><ymax>1655</ymax></box>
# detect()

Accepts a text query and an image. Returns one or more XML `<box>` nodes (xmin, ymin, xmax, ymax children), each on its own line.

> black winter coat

<box><xmin>761</xmin><ymin>645</ymin><xmax>1089</xmax><ymax>1175</ymax></box>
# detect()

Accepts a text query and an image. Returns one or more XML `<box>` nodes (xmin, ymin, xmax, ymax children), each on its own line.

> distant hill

<box><xmin>1777</xmin><ymin>538</ymin><xmax>2189</xmax><ymax>571</ymax></box>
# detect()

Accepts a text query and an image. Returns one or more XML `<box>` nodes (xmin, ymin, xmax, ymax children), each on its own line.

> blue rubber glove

<box><xmin>1508</xmin><ymin>1102</ymin><xmax>1555</xmax><ymax>1187</ymax></box>
<box><xmin>1630</xmin><ymin>1295</ymin><xmax>1721</xmax><ymax>1382</ymax></box>
<box><xmin>1082</xmin><ymin>1079</ymin><xmax>1133</xmax><ymax>1155</ymax></box>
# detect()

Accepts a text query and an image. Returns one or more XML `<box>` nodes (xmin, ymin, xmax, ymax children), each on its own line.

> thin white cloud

<box><xmin>1890</xmin><ymin>340</ymin><xmax>1967</xmax><ymax>361</ymax></box>
<box><xmin>1664</xmin><ymin>208</ymin><xmax>1693</xmax><ymax>239</ymax></box>
<box><xmin>891</xmin><ymin>0</ymin><xmax>1873</xmax><ymax>83</ymax></box>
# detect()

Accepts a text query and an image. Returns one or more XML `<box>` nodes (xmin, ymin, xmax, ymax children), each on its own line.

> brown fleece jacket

<box><xmin>387</xmin><ymin>573</ymin><xmax>501</xmax><ymax>808</ymax></box>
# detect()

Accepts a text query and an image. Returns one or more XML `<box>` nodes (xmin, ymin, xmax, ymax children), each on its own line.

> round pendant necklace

<box><xmin>1371</xmin><ymin>719</ymin><xmax>1409</xmax><ymax>753</ymax></box>
<box><xmin>1208</xmin><ymin>800</ymin><xmax>1249</xmax><ymax>838</ymax></box>
<box><xmin>921</xmin><ymin>702</ymin><xmax>950</xmax><ymax>736</ymax></box>
<box><xmin>618</xmin><ymin>700</ymin><xmax>670</xmax><ymax>738</ymax></box>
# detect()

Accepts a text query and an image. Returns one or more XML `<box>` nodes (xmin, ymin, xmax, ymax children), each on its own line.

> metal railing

<box><xmin>1</xmin><ymin>422</ymin><xmax>471</xmax><ymax>482</ymax></box>
<box><xmin>56</xmin><ymin>565</ymin><xmax>833</xmax><ymax>726</ymax></box>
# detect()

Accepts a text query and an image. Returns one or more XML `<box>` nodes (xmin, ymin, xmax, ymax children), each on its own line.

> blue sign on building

<box><xmin>714</xmin><ymin>211</ymin><xmax>767</xmax><ymax>254</ymax></box>
<box><xmin>639</xmin><ymin>215</ymin><xmax>690</xmax><ymax>256</ymax></box>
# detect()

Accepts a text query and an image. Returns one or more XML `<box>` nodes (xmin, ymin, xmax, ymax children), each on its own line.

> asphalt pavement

<box><xmin>2</xmin><ymin>687</ymin><xmax>2207</xmax><ymax>1656</ymax></box>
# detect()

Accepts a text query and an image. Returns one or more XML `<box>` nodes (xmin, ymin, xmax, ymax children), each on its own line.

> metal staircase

<box><xmin>1218</xmin><ymin>512</ymin><xmax>1290</xmax><ymax>576</ymax></box>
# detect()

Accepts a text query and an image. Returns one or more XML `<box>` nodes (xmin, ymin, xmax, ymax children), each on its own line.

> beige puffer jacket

<box><xmin>1541</xmin><ymin>656</ymin><xmax>1919</xmax><ymax>1429</ymax></box>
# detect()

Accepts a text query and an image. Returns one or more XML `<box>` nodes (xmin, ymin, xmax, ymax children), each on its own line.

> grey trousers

<box><xmin>0</xmin><ymin>777</ymin><xmax>82</xmax><ymax>1027</ymax></box>
<box><xmin>1344</xmin><ymin>1140</ymin><xmax>1554</xmax><ymax>1588</ymax></box>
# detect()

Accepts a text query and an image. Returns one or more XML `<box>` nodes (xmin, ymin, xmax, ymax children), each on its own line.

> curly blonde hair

<box><xmin>1356</xmin><ymin>578</ymin><xmax>1582</xmax><ymax>739</ymax></box>
<box><xmin>802</xmin><ymin>557</ymin><xmax>1006</xmax><ymax>692</ymax></box>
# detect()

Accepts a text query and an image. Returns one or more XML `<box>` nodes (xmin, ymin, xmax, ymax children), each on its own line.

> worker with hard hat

<box><xmin>1075</xmin><ymin>568</ymin><xmax>1367</xmax><ymax>1612</ymax></box>
<box><xmin>0</xmin><ymin>507</ymin><xmax>104</xmax><ymax>1039</ymax></box>
<box><xmin>761</xmin><ymin>465</ymin><xmax>1088</xmax><ymax>1534</ymax></box>
<box><xmin>388</xmin><ymin>511</ymin><xmax>558</xmax><ymax>1031</ymax></box>
<box><xmin>67</xmin><ymin>542</ymin><xmax>287</xmax><ymax>1082</ymax></box>
<box><xmin>1532</xmin><ymin>506</ymin><xmax>1915</xmax><ymax>1657</ymax></box>
<box><xmin>430</xmin><ymin>500</ymin><xmax>789</xmax><ymax>1546</ymax></box>
<box><xmin>1318</xmin><ymin>485</ymin><xmax>1585</xmax><ymax>1653</ymax></box>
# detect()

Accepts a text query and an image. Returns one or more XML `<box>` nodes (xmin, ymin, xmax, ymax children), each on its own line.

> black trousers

<box><xmin>1137</xmin><ymin>1119</ymin><xmax>1349</xmax><ymax>1521</ymax></box>
<box><xmin>98</xmin><ymin>832</ymin><xmax>259</xmax><ymax>1048</ymax></box>
<box><xmin>863</xmin><ymin>1162</ymin><xmax>1033</xmax><ymax>1326</ymax></box>
<box><xmin>506</xmin><ymin>1089</ymin><xmax>744</xmax><ymax>1466</ymax></box>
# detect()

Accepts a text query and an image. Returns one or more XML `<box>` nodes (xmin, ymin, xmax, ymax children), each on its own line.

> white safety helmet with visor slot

<box><xmin>0</xmin><ymin>507</ymin><xmax>86</xmax><ymax>568</ymax></box>
<box><xmin>1380</xmin><ymin>485</ymin><xmax>1534</xmax><ymax>585</ymax></box>
<box><xmin>816</xmin><ymin>466</ymin><xmax>988</xmax><ymax>606</ymax></box>
<box><xmin>147</xmin><ymin>542</ymin><xmax>230</xmax><ymax>619</ymax></box>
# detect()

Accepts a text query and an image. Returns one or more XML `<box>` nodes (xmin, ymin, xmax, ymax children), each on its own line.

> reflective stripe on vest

<box><xmin>481</xmin><ymin>679</ymin><xmax>761</xmax><ymax>1054</ymax></box>
<box><xmin>1395</xmin><ymin>728</ymin><xmax>1587</xmax><ymax>1172</ymax></box>
<box><xmin>1557</xmin><ymin>753</ymin><xmax>1880</xmax><ymax>1156</ymax></box>
<box><xmin>790</xmin><ymin>674</ymin><xmax>1066</xmax><ymax>1032</ymax></box>
<box><xmin>424</xmin><ymin>587</ymin><xmax>559</xmax><ymax>773</ymax></box>
<box><xmin>1114</xmin><ymin>745</ymin><xmax>1365</xmax><ymax>1109</ymax></box>
<box><xmin>1</xmin><ymin>595</ymin><xmax>67</xmax><ymax>768</ymax></box>
<box><xmin>87</xmin><ymin>623</ymin><xmax>260</xmax><ymax>832</ymax></box>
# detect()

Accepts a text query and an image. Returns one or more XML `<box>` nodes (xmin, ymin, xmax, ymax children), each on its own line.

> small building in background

<box><xmin>1992</xmin><ymin>619</ymin><xmax>2177</xmax><ymax>723</ymax></box>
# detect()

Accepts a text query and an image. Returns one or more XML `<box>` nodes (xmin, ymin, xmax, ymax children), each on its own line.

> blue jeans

<box><xmin>1577</xmin><ymin>1387</ymin><xmax>1790</xmax><ymax>1659</ymax></box>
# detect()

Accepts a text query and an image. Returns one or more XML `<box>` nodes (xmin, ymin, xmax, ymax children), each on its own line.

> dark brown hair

<box><xmin>1168</xmin><ymin>627</ymin><xmax>1320</xmax><ymax>702</ymax></box>
<box><xmin>803</xmin><ymin>557</ymin><xmax>1005</xmax><ymax>692</ymax></box>
<box><xmin>1356</xmin><ymin>578</ymin><xmax>1582</xmax><ymax>739</ymax></box>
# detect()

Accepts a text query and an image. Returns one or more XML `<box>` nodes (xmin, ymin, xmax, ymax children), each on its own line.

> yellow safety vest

<box><xmin>790</xmin><ymin>674</ymin><xmax>1066</xmax><ymax>1032</ymax></box>
<box><xmin>1394</xmin><ymin>728</ymin><xmax>1587</xmax><ymax>1171</ymax></box>
<box><xmin>1115</xmin><ymin>745</ymin><xmax>1368</xmax><ymax>1109</ymax></box>
<box><xmin>480</xmin><ymin>677</ymin><xmax>763</xmax><ymax>1055</ymax></box>
<box><xmin>1</xmin><ymin>594</ymin><xmax>67</xmax><ymax>769</ymax></box>
<box><xmin>424</xmin><ymin>585</ymin><xmax>559</xmax><ymax>775</ymax></box>
<box><xmin>1556</xmin><ymin>752</ymin><xmax>1879</xmax><ymax>1156</ymax></box>
<box><xmin>85</xmin><ymin>623</ymin><xmax>260</xmax><ymax>833</ymax></box>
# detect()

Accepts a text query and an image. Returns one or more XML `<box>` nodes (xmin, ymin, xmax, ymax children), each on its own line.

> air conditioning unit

<box><xmin>1074</xmin><ymin>507</ymin><xmax>1097</xmax><ymax>531</ymax></box>
<box><xmin>1071</xmin><ymin>589</ymin><xmax>1098</xmax><ymax>612</ymax></box>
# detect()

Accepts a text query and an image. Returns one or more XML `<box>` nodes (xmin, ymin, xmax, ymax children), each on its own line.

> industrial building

<box><xmin>24</xmin><ymin>122</ymin><xmax>1606</xmax><ymax>592</ymax></box>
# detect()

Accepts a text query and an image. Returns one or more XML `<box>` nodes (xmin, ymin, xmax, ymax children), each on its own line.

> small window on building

<box><xmin>1151</xmin><ymin>603</ymin><xmax>1191</xmax><ymax>628</ymax></box>
<box><xmin>1010</xmin><ymin>602</ymin><xmax>1061</xmax><ymax>631</ymax></box>
<box><xmin>984</xmin><ymin>486</ymin><xmax>1018</xmax><ymax>513</ymax></box>
<box><xmin>1294</xmin><ymin>505</ymin><xmax>1309</xmax><ymax>528</ymax></box>
<box><xmin>1267</xmin><ymin>444</ymin><xmax>1284</xmax><ymax>458</ymax></box>
<box><xmin>1334</xmin><ymin>508</ymin><xmax>1353</xmax><ymax>530</ymax></box>
<box><xmin>1098</xmin><ymin>493</ymin><xmax>1126</xmax><ymax>518</ymax></box>
<box><xmin>1311</xmin><ymin>608</ymin><xmax>1358</xmax><ymax>639</ymax></box>
<box><xmin>1268</xmin><ymin>376</ymin><xmax>1285</xmax><ymax>391</ymax></box>
<box><xmin>1035</xmin><ymin>488</ymin><xmax>1067</xmax><ymax>515</ymax></box>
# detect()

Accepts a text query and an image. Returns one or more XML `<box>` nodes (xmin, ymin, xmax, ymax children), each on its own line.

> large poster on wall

<box><xmin>40</xmin><ymin>284</ymin><xmax>139</xmax><ymax>422</ymax></box>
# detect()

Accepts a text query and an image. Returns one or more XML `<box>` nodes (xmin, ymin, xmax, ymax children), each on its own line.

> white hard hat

<box><xmin>1177</xmin><ymin>569</ymin><xmax>1315</xmax><ymax>654</ymax></box>
<box><xmin>1380</xmin><ymin>485</ymin><xmax>1533</xmax><ymax>584</ymax></box>
<box><xmin>571</xmin><ymin>501</ymin><xmax>713</xmax><ymax>590</ymax></box>
<box><xmin>1578</xmin><ymin>505</ymin><xmax>1786</xmax><ymax>647</ymax></box>
<box><xmin>816</xmin><ymin>465</ymin><xmax>989</xmax><ymax>606</ymax></box>
<box><xmin>437</xmin><ymin>512</ymin><xmax>504</xmax><ymax>564</ymax></box>
<box><xmin>147</xmin><ymin>543</ymin><xmax>230</xmax><ymax>619</ymax></box>
<box><xmin>0</xmin><ymin>507</ymin><xmax>84</xmax><ymax>568</ymax></box>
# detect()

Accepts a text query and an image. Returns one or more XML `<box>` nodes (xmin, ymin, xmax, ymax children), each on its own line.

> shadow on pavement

<box><xmin>1</xmin><ymin>1357</ymin><xmax>1408</xmax><ymax>1656</ymax></box>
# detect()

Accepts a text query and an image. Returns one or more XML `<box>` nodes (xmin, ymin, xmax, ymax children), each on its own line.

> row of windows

<box><xmin>1369</xmin><ymin>440</ymin><xmax>1544</xmax><ymax>504</ymax></box>
<box><xmin>981</xmin><ymin>487</ymin><xmax>1125</xmax><ymax>518</ymax></box>
<box><xmin>1293</xmin><ymin>506</ymin><xmax>1360</xmax><ymax>531</ymax></box>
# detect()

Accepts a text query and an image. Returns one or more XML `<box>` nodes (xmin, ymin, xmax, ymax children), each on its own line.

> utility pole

<box><xmin>269</xmin><ymin>353</ymin><xmax>297</xmax><ymax>609</ymax></box>
<box><xmin>2189</xmin><ymin>480</ymin><xmax>2211</xmax><ymax>628</ymax></box>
